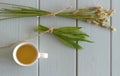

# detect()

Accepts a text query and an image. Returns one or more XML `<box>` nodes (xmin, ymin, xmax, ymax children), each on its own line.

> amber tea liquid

<box><xmin>16</xmin><ymin>44</ymin><xmax>38</xmax><ymax>64</ymax></box>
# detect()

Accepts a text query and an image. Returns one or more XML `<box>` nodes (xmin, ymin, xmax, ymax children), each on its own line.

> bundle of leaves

<box><xmin>0</xmin><ymin>2</ymin><xmax>115</xmax><ymax>31</ymax></box>
<box><xmin>35</xmin><ymin>25</ymin><xmax>92</xmax><ymax>49</ymax></box>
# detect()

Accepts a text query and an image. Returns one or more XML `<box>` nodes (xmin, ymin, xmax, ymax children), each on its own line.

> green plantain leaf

<box><xmin>35</xmin><ymin>25</ymin><xmax>49</xmax><ymax>32</ymax></box>
<box><xmin>55</xmin><ymin>33</ymin><xmax>92</xmax><ymax>42</ymax></box>
<box><xmin>54</xmin><ymin>28</ymin><xmax>89</xmax><ymax>37</ymax></box>
<box><xmin>56</xmin><ymin>35</ymin><xmax>82</xmax><ymax>49</ymax></box>
<box><xmin>55</xmin><ymin>26</ymin><xmax>82</xmax><ymax>32</ymax></box>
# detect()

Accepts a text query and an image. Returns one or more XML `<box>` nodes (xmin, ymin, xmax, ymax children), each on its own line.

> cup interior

<box><xmin>13</xmin><ymin>42</ymin><xmax>38</xmax><ymax>66</ymax></box>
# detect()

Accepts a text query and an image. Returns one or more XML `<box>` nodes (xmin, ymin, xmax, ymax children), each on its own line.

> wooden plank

<box><xmin>112</xmin><ymin>0</ymin><xmax>120</xmax><ymax>76</ymax></box>
<box><xmin>39</xmin><ymin>0</ymin><xmax>76</xmax><ymax>76</ymax></box>
<box><xmin>0</xmin><ymin>0</ymin><xmax>38</xmax><ymax>76</ymax></box>
<box><xmin>78</xmin><ymin>0</ymin><xmax>110</xmax><ymax>76</ymax></box>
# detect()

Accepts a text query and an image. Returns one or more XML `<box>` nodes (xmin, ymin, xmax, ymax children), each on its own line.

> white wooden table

<box><xmin>0</xmin><ymin>0</ymin><xmax>119</xmax><ymax>76</ymax></box>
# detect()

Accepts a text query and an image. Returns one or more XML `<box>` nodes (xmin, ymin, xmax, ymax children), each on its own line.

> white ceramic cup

<box><xmin>12</xmin><ymin>42</ymin><xmax>48</xmax><ymax>66</ymax></box>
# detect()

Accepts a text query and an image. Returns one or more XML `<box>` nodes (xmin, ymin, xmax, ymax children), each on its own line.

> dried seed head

<box><xmin>97</xmin><ymin>6</ymin><xmax>103</xmax><ymax>10</ymax></box>
<box><xmin>90</xmin><ymin>6</ymin><xmax>103</xmax><ymax>10</ymax></box>
<box><xmin>97</xmin><ymin>13</ymin><xmax>101</xmax><ymax>17</ymax></box>
<box><xmin>100</xmin><ymin>18</ymin><xmax>109</xmax><ymax>22</ymax></box>
<box><xmin>104</xmin><ymin>10</ymin><xmax>108</xmax><ymax>13</ymax></box>
<box><xmin>103</xmin><ymin>12</ymin><xmax>107</xmax><ymax>16</ymax></box>
<box><xmin>110</xmin><ymin>26</ymin><xmax>116</xmax><ymax>31</ymax></box>
<box><xmin>96</xmin><ymin>11</ymin><xmax>106</xmax><ymax>18</ymax></box>
<box><xmin>102</xmin><ymin>11</ymin><xmax>107</xmax><ymax>15</ymax></box>
<box><xmin>97</xmin><ymin>14</ymin><xmax>104</xmax><ymax>18</ymax></box>
<box><xmin>97</xmin><ymin>9</ymin><xmax>103</xmax><ymax>12</ymax></box>
<box><xmin>92</xmin><ymin>20</ymin><xmax>99</xmax><ymax>25</ymax></box>
<box><xmin>97</xmin><ymin>9</ymin><xmax>107</xmax><ymax>15</ymax></box>
<box><xmin>101</xmin><ymin>24</ymin><xmax>109</xmax><ymax>28</ymax></box>
<box><xmin>107</xmin><ymin>10</ymin><xmax>114</xmax><ymax>16</ymax></box>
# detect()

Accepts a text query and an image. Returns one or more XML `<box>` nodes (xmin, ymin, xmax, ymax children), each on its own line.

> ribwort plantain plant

<box><xmin>0</xmin><ymin>2</ymin><xmax>116</xmax><ymax>31</ymax></box>
<box><xmin>35</xmin><ymin>25</ymin><xmax>92</xmax><ymax>49</ymax></box>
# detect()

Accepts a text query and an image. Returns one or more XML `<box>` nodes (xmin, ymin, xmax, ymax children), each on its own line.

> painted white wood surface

<box><xmin>0</xmin><ymin>0</ymin><xmax>38</xmax><ymax>76</ymax></box>
<box><xmin>39</xmin><ymin>0</ymin><xmax>76</xmax><ymax>76</ymax></box>
<box><xmin>0</xmin><ymin>0</ymin><xmax>119</xmax><ymax>76</ymax></box>
<box><xmin>78</xmin><ymin>0</ymin><xmax>110</xmax><ymax>76</ymax></box>
<box><xmin>112</xmin><ymin>0</ymin><xmax>120</xmax><ymax>76</ymax></box>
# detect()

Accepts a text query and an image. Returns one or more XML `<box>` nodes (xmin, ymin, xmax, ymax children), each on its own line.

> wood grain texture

<box><xmin>0</xmin><ymin>0</ymin><xmax>38</xmax><ymax>76</ymax></box>
<box><xmin>39</xmin><ymin>0</ymin><xmax>76</xmax><ymax>76</ymax></box>
<box><xmin>112</xmin><ymin>0</ymin><xmax>120</xmax><ymax>76</ymax></box>
<box><xmin>0</xmin><ymin>0</ymin><xmax>119</xmax><ymax>76</ymax></box>
<box><xmin>78</xmin><ymin>0</ymin><xmax>110</xmax><ymax>76</ymax></box>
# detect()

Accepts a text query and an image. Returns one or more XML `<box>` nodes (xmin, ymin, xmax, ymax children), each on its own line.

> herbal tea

<box><xmin>16</xmin><ymin>44</ymin><xmax>38</xmax><ymax>64</ymax></box>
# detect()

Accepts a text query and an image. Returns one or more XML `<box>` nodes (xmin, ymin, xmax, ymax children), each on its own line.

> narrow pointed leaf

<box><xmin>56</xmin><ymin>35</ymin><xmax>82</xmax><ymax>49</ymax></box>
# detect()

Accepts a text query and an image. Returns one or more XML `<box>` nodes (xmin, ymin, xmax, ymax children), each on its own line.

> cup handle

<box><xmin>38</xmin><ymin>53</ymin><xmax>48</xmax><ymax>58</ymax></box>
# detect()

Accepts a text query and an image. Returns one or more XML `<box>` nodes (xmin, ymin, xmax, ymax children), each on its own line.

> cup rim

<box><xmin>13</xmin><ymin>42</ymin><xmax>39</xmax><ymax>66</ymax></box>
